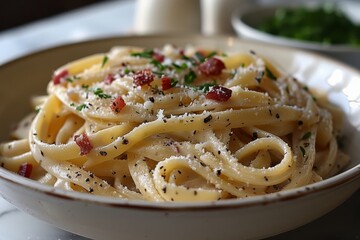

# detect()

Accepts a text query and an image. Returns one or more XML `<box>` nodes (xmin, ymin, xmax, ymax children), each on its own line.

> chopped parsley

<box><xmin>93</xmin><ymin>88</ymin><xmax>111</xmax><ymax>99</ymax></box>
<box><xmin>171</xmin><ymin>78</ymin><xmax>178</xmax><ymax>87</ymax></box>
<box><xmin>76</xmin><ymin>104</ymin><xmax>88</xmax><ymax>111</ymax></box>
<box><xmin>124</xmin><ymin>68</ymin><xmax>130</xmax><ymax>74</ymax></box>
<box><xmin>130</xmin><ymin>49</ymin><xmax>154</xmax><ymax>58</ymax></box>
<box><xmin>65</xmin><ymin>75</ymin><xmax>81</xmax><ymax>83</ymax></box>
<box><xmin>207</xmin><ymin>51</ymin><xmax>217</xmax><ymax>58</ymax></box>
<box><xmin>151</xmin><ymin>59</ymin><xmax>165</xmax><ymax>71</ymax></box>
<box><xmin>184</xmin><ymin>70</ymin><xmax>196</xmax><ymax>84</ymax></box>
<box><xmin>195</xmin><ymin>51</ymin><xmax>206</xmax><ymax>63</ymax></box>
<box><xmin>101</xmin><ymin>56</ymin><xmax>109</xmax><ymax>68</ymax></box>
<box><xmin>152</xmin><ymin>71</ymin><xmax>164</xmax><ymax>77</ymax></box>
<box><xmin>194</xmin><ymin>81</ymin><xmax>217</xmax><ymax>92</ymax></box>
<box><xmin>172</xmin><ymin>62</ymin><xmax>188</xmax><ymax>71</ymax></box>
<box><xmin>181</xmin><ymin>55</ymin><xmax>197</xmax><ymax>64</ymax></box>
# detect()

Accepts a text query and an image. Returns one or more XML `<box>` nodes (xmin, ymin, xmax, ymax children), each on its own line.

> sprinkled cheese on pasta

<box><xmin>0</xmin><ymin>44</ymin><xmax>349</xmax><ymax>202</ymax></box>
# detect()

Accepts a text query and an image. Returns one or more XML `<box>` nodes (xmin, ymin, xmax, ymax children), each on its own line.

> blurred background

<box><xmin>0</xmin><ymin>0</ymin><xmax>115</xmax><ymax>31</ymax></box>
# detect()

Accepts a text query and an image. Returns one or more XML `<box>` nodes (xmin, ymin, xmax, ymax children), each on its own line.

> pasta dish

<box><xmin>0</xmin><ymin>45</ymin><xmax>349</xmax><ymax>202</ymax></box>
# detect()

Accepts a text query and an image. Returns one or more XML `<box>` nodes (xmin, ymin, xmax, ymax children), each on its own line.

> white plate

<box><xmin>0</xmin><ymin>35</ymin><xmax>359</xmax><ymax>240</ymax></box>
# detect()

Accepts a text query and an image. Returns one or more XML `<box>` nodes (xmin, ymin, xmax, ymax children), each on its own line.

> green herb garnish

<box><xmin>184</xmin><ymin>70</ymin><xmax>197</xmax><ymax>85</ymax></box>
<box><xmin>257</xmin><ymin>5</ymin><xmax>360</xmax><ymax>47</ymax></box>
<box><xmin>152</xmin><ymin>71</ymin><xmax>164</xmax><ymax>77</ymax></box>
<box><xmin>195</xmin><ymin>51</ymin><xmax>206</xmax><ymax>63</ymax></box>
<box><xmin>93</xmin><ymin>88</ymin><xmax>111</xmax><ymax>99</ymax></box>
<box><xmin>171</xmin><ymin>78</ymin><xmax>178</xmax><ymax>87</ymax></box>
<box><xmin>181</xmin><ymin>55</ymin><xmax>197</xmax><ymax>64</ymax></box>
<box><xmin>151</xmin><ymin>59</ymin><xmax>165</xmax><ymax>71</ymax></box>
<box><xmin>65</xmin><ymin>75</ymin><xmax>80</xmax><ymax>83</ymax></box>
<box><xmin>172</xmin><ymin>63</ymin><xmax>188</xmax><ymax>71</ymax></box>
<box><xmin>124</xmin><ymin>68</ymin><xmax>130</xmax><ymax>74</ymax></box>
<box><xmin>76</xmin><ymin>104</ymin><xmax>88</xmax><ymax>111</ymax></box>
<box><xmin>130</xmin><ymin>49</ymin><xmax>154</xmax><ymax>58</ymax></box>
<box><xmin>101</xmin><ymin>56</ymin><xmax>109</xmax><ymax>68</ymax></box>
<box><xmin>195</xmin><ymin>81</ymin><xmax>217</xmax><ymax>92</ymax></box>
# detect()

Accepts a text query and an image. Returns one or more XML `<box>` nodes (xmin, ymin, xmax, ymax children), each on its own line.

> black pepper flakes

<box><xmin>275</xmin><ymin>113</ymin><xmax>280</xmax><ymax>119</ymax></box>
<box><xmin>89</xmin><ymin>188</ymin><xmax>94</xmax><ymax>193</ymax></box>
<box><xmin>203</xmin><ymin>114</ymin><xmax>213</xmax><ymax>123</ymax></box>
<box><xmin>216</xmin><ymin>169</ymin><xmax>222</xmax><ymax>176</ymax></box>
<box><xmin>252</xmin><ymin>132</ymin><xmax>258</xmax><ymax>140</ymax></box>
<box><xmin>149</xmin><ymin>97</ymin><xmax>155</xmax><ymax>103</ymax></box>
<box><xmin>100</xmin><ymin>151</ymin><xmax>107</xmax><ymax>156</ymax></box>
<box><xmin>122</xmin><ymin>138</ymin><xmax>129</xmax><ymax>145</ymax></box>
<box><xmin>162</xmin><ymin>186</ymin><xmax>167</xmax><ymax>193</ymax></box>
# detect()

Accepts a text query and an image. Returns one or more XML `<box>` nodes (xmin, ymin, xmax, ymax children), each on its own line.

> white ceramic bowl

<box><xmin>232</xmin><ymin>1</ymin><xmax>360</xmax><ymax>68</ymax></box>
<box><xmin>0</xmin><ymin>36</ymin><xmax>359</xmax><ymax>240</ymax></box>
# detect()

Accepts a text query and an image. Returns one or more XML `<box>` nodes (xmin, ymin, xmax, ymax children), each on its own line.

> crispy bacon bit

<box><xmin>74</xmin><ymin>133</ymin><xmax>93</xmax><ymax>155</ymax></box>
<box><xmin>104</xmin><ymin>73</ymin><xmax>116</xmax><ymax>85</ymax></box>
<box><xmin>206</xmin><ymin>86</ymin><xmax>232</xmax><ymax>102</ymax></box>
<box><xmin>199</xmin><ymin>58</ymin><xmax>225</xmax><ymax>76</ymax></box>
<box><xmin>133</xmin><ymin>69</ymin><xmax>154</xmax><ymax>86</ymax></box>
<box><xmin>18</xmin><ymin>163</ymin><xmax>33</xmax><ymax>178</ymax></box>
<box><xmin>161</xmin><ymin>76</ymin><xmax>172</xmax><ymax>91</ymax></box>
<box><xmin>52</xmin><ymin>69</ymin><xmax>69</xmax><ymax>85</ymax></box>
<box><xmin>152</xmin><ymin>52</ymin><xmax>165</xmax><ymax>62</ymax></box>
<box><xmin>111</xmin><ymin>96</ymin><xmax>126</xmax><ymax>113</ymax></box>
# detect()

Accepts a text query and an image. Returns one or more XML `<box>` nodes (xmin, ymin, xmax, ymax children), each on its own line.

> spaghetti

<box><xmin>0</xmin><ymin>44</ymin><xmax>349</xmax><ymax>201</ymax></box>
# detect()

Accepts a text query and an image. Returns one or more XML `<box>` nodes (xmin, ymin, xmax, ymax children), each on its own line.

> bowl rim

<box><xmin>231</xmin><ymin>2</ymin><xmax>360</xmax><ymax>53</ymax></box>
<box><xmin>0</xmin><ymin>163</ymin><xmax>359</xmax><ymax>211</ymax></box>
<box><xmin>0</xmin><ymin>35</ymin><xmax>359</xmax><ymax>211</ymax></box>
